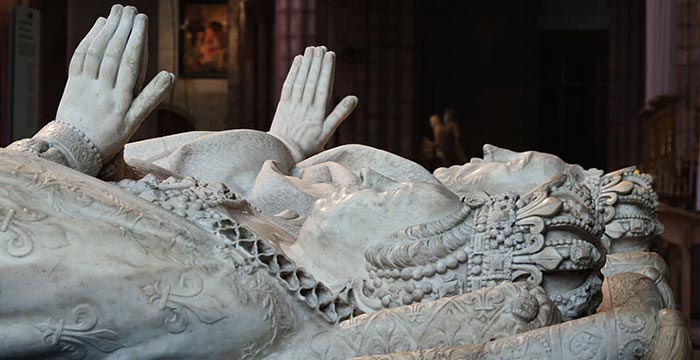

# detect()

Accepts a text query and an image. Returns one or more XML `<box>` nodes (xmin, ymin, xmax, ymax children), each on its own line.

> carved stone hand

<box><xmin>269</xmin><ymin>46</ymin><xmax>358</xmax><ymax>163</ymax></box>
<box><xmin>54</xmin><ymin>4</ymin><xmax>175</xmax><ymax>169</ymax></box>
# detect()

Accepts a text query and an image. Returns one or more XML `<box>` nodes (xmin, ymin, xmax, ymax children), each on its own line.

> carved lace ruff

<box><xmin>114</xmin><ymin>175</ymin><xmax>358</xmax><ymax>324</ymax></box>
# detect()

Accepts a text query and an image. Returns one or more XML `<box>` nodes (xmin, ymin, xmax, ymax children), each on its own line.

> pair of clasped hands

<box><xmin>57</xmin><ymin>4</ymin><xmax>357</xmax><ymax>166</ymax></box>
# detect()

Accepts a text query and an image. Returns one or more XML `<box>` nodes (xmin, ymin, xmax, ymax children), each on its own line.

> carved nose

<box><xmin>359</xmin><ymin>168</ymin><xmax>396</xmax><ymax>190</ymax></box>
<box><xmin>482</xmin><ymin>144</ymin><xmax>519</xmax><ymax>162</ymax></box>
<box><xmin>482</xmin><ymin>144</ymin><xmax>499</xmax><ymax>157</ymax></box>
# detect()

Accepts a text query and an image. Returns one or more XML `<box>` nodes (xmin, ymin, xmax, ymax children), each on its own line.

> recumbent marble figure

<box><xmin>0</xmin><ymin>4</ymin><xmax>690</xmax><ymax>360</ymax></box>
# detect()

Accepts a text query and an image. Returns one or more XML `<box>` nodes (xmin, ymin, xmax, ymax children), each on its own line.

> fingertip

<box><xmin>345</xmin><ymin>96</ymin><xmax>358</xmax><ymax>107</ymax></box>
<box><xmin>124</xmin><ymin>5</ymin><xmax>137</xmax><ymax>14</ymax></box>
<box><xmin>324</xmin><ymin>51</ymin><xmax>335</xmax><ymax>62</ymax></box>
<box><xmin>136</xmin><ymin>13</ymin><xmax>148</xmax><ymax>22</ymax></box>
<box><xmin>157</xmin><ymin>70</ymin><xmax>171</xmax><ymax>81</ymax></box>
<box><xmin>91</xmin><ymin>17</ymin><xmax>107</xmax><ymax>31</ymax></box>
<box><xmin>110</xmin><ymin>4</ymin><xmax>124</xmax><ymax>16</ymax></box>
<box><xmin>304</xmin><ymin>47</ymin><xmax>313</xmax><ymax>56</ymax></box>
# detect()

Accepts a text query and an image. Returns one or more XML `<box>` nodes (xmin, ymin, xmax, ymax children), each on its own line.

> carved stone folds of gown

<box><xmin>0</xmin><ymin>143</ymin><xmax>688</xmax><ymax>359</ymax></box>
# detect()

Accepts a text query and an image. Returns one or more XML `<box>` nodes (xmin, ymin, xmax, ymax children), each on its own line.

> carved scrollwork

<box><xmin>618</xmin><ymin>312</ymin><xmax>647</xmax><ymax>333</ymax></box>
<box><xmin>619</xmin><ymin>339</ymin><xmax>649</xmax><ymax>359</ymax></box>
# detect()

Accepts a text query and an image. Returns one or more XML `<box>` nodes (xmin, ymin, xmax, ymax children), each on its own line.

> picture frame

<box><xmin>179</xmin><ymin>0</ymin><xmax>229</xmax><ymax>78</ymax></box>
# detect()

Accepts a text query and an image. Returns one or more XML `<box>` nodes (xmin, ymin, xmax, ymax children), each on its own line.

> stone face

<box><xmin>0</xmin><ymin>4</ymin><xmax>686</xmax><ymax>359</ymax></box>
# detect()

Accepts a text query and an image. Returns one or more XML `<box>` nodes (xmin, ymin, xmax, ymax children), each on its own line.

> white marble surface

<box><xmin>0</xmin><ymin>4</ymin><xmax>683</xmax><ymax>359</ymax></box>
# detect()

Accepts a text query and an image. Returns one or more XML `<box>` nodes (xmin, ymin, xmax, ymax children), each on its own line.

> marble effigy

<box><xmin>0</xmin><ymin>4</ymin><xmax>689</xmax><ymax>360</ymax></box>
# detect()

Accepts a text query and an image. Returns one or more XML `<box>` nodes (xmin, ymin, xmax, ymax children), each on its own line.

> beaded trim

<box><xmin>34</xmin><ymin>121</ymin><xmax>103</xmax><ymax>176</ymax></box>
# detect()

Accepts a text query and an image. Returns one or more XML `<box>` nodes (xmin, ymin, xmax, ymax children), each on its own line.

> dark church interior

<box><xmin>1</xmin><ymin>0</ymin><xmax>700</xmax><ymax>356</ymax></box>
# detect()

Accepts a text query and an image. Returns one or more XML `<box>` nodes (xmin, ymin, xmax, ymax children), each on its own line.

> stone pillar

<box><xmin>363</xmin><ymin>0</ymin><xmax>415</xmax><ymax>156</ymax></box>
<box><xmin>0</xmin><ymin>1</ymin><xmax>19</xmax><ymax>145</ymax></box>
<box><xmin>226</xmin><ymin>0</ymin><xmax>250</xmax><ymax>129</ymax></box>
<box><xmin>607</xmin><ymin>0</ymin><xmax>645</xmax><ymax>170</ymax></box>
<box><xmin>645</xmin><ymin>0</ymin><xmax>676</xmax><ymax>102</ymax></box>
<box><xmin>270</xmin><ymin>0</ymin><xmax>416</xmax><ymax>159</ymax></box>
<box><xmin>316</xmin><ymin>0</ymin><xmax>416</xmax><ymax>158</ymax></box>
<box><xmin>272</xmin><ymin>0</ymin><xmax>317</xmax><ymax>106</ymax></box>
<box><xmin>226</xmin><ymin>0</ymin><xmax>275</xmax><ymax>131</ymax></box>
<box><xmin>675</xmin><ymin>0</ymin><xmax>700</xmax><ymax>210</ymax></box>
<box><xmin>39</xmin><ymin>0</ymin><xmax>67</xmax><ymax>130</ymax></box>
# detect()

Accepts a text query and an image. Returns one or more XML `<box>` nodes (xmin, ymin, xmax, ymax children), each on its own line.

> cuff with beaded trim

<box><xmin>32</xmin><ymin>120</ymin><xmax>103</xmax><ymax>176</ymax></box>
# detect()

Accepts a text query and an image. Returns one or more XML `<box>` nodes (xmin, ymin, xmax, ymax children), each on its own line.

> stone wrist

<box><xmin>267</xmin><ymin>132</ymin><xmax>306</xmax><ymax>163</ymax></box>
<box><xmin>33</xmin><ymin>120</ymin><xmax>103</xmax><ymax>176</ymax></box>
